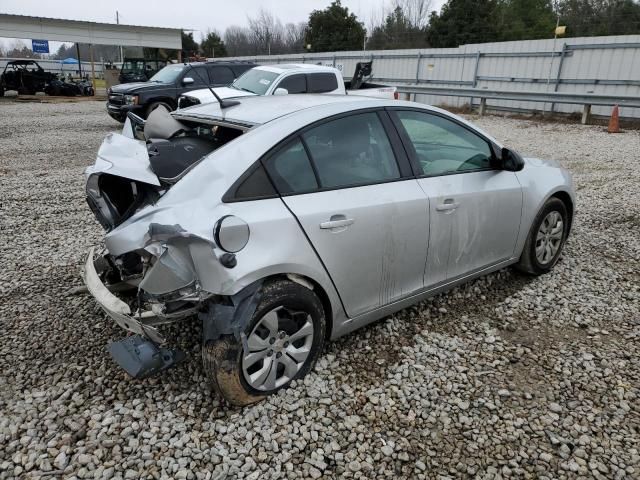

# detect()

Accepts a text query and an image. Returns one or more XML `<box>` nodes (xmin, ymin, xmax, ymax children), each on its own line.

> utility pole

<box><xmin>116</xmin><ymin>11</ymin><xmax>124</xmax><ymax>63</ymax></box>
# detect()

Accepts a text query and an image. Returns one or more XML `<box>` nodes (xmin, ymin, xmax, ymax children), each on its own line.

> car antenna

<box><xmin>189</xmin><ymin>64</ymin><xmax>240</xmax><ymax>109</ymax></box>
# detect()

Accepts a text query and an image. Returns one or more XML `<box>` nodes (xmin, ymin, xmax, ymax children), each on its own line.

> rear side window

<box><xmin>277</xmin><ymin>74</ymin><xmax>307</xmax><ymax>94</ymax></box>
<box><xmin>207</xmin><ymin>66</ymin><xmax>235</xmax><ymax>85</ymax></box>
<box><xmin>232</xmin><ymin>164</ymin><xmax>277</xmax><ymax>200</ymax></box>
<box><xmin>302</xmin><ymin>112</ymin><xmax>400</xmax><ymax>189</ymax></box>
<box><xmin>308</xmin><ymin>73</ymin><xmax>339</xmax><ymax>93</ymax></box>
<box><xmin>264</xmin><ymin>139</ymin><xmax>318</xmax><ymax>194</ymax></box>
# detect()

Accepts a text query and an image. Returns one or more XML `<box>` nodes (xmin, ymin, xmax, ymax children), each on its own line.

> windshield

<box><xmin>121</xmin><ymin>60</ymin><xmax>145</xmax><ymax>73</ymax></box>
<box><xmin>149</xmin><ymin>65</ymin><xmax>186</xmax><ymax>84</ymax></box>
<box><xmin>231</xmin><ymin>68</ymin><xmax>279</xmax><ymax>95</ymax></box>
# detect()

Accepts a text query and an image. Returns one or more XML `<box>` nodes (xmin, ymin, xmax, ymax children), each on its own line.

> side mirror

<box><xmin>499</xmin><ymin>147</ymin><xmax>525</xmax><ymax>172</ymax></box>
<box><xmin>273</xmin><ymin>87</ymin><xmax>289</xmax><ymax>96</ymax></box>
<box><xmin>182</xmin><ymin>77</ymin><xmax>194</xmax><ymax>85</ymax></box>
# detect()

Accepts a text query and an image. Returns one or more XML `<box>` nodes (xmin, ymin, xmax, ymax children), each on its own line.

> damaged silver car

<box><xmin>83</xmin><ymin>95</ymin><xmax>575</xmax><ymax>405</ymax></box>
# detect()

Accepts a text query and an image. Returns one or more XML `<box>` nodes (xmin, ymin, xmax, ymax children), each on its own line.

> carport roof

<box><xmin>0</xmin><ymin>13</ymin><xmax>182</xmax><ymax>49</ymax></box>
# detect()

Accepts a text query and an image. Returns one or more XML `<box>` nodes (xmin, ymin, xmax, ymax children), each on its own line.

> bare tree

<box><xmin>283</xmin><ymin>22</ymin><xmax>307</xmax><ymax>53</ymax></box>
<box><xmin>224</xmin><ymin>26</ymin><xmax>253</xmax><ymax>57</ymax></box>
<box><xmin>247</xmin><ymin>8</ymin><xmax>285</xmax><ymax>55</ymax></box>
<box><xmin>393</xmin><ymin>0</ymin><xmax>432</xmax><ymax>29</ymax></box>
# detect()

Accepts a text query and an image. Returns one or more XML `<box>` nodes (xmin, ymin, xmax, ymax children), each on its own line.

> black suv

<box><xmin>106</xmin><ymin>61</ymin><xmax>256</xmax><ymax>122</ymax></box>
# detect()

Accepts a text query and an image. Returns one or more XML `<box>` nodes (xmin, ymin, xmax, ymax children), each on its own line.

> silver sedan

<box><xmin>83</xmin><ymin>95</ymin><xmax>575</xmax><ymax>405</ymax></box>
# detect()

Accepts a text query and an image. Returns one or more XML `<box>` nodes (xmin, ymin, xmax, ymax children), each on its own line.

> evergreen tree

<box><xmin>304</xmin><ymin>1</ymin><xmax>366</xmax><ymax>52</ymax></box>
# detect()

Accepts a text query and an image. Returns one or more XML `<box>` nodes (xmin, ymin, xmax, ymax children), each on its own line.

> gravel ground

<box><xmin>0</xmin><ymin>101</ymin><xmax>638</xmax><ymax>480</ymax></box>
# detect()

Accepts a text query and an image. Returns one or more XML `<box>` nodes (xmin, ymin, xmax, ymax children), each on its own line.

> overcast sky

<box><xmin>1</xmin><ymin>0</ymin><xmax>445</xmax><ymax>51</ymax></box>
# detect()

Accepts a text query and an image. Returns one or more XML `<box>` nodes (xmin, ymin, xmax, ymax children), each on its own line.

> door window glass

<box><xmin>396</xmin><ymin>111</ymin><xmax>493</xmax><ymax>176</ymax></box>
<box><xmin>207</xmin><ymin>66</ymin><xmax>235</xmax><ymax>85</ymax></box>
<box><xmin>187</xmin><ymin>66</ymin><xmax>208</xmax><ymax>86</ymax></box>
<box><xmin>265</xmin><ymin>139</ymin><xmax>318</xmax><ymax>194</ymax></box>
<box><xmin>308</xmin><ymin>73</ymin><xmax>339</xmax><ymax>93</ymax></box>
<box><xmin>277</xmin><ymin>74</ymin><xmax>307</xmax><ymax>93</ymax></box>
<box><xmin>302</xmin><ymin>112</ymin><xmax>400</xmax><ymax>188</ymax></box>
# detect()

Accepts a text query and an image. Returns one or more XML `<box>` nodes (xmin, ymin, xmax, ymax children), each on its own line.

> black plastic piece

<box><xmin>147</xmin><ymin>137</ymin><xmax>217</xmax><ymax>181</ymax></box>
<box><xmin>108</xmin><ymin>335</ymin><xmax>185</xmax><ymax>379</ymax></box>
<box><xmin>219</xmin><ymin>253</ymin><xmax>237</xmax><ymax>268</ymax></box>
<box><xmin>200</xmin><ymin>279</ymin><xmax>263</xmax><ymax>343</ymax></box>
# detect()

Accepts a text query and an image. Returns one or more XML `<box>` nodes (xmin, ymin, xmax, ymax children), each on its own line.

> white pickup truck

<box><xmin>177</xmin><ymin>62</ymin><xmax>397</xmax><ymax>109</ymax></box>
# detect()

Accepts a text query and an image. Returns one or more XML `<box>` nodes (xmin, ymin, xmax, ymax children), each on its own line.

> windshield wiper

<box><xmin>232</xmin><ymin>86</ymin><xmax>255</xmax><ymax>94</ymax></box>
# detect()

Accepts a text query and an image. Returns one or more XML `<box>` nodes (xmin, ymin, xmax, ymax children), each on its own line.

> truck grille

<box><xmin>108</xmin><ymin>93</ymin><xmax>124</xmax><ymax>106</ymax></box>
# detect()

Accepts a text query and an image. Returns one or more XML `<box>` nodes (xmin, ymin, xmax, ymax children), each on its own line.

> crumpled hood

<box><xmin>183</xmin><ymin>86</ymin><xmax>257</xmax><ymax>104</ymax></box>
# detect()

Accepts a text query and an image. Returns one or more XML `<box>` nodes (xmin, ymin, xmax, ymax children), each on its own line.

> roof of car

<box><xmin>255</xmin><ymin>63</ymin><xmax>337</xmax><ymax>74</ymax></box>
<box><xmin>172</xmin><ymin>94</ymin><xmax>382</xmax><ymax>127</ymax></box>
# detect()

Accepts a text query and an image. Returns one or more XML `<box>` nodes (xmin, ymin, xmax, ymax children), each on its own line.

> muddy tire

<box><xmin>516</xmin><ymin>197</ymin><xmax>568</xmax><ymax>276</ymax></box>
<box><xmin>203</xmin><ymin>279</ymin><xmax>326</xmax><ymax>406</ymax></box>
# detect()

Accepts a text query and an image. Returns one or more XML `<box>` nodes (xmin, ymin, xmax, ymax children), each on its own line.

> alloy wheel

<box><xmin>535</xmin><ymin>211</ymin><xmax>564</xmax><ymax>265</ymax></box>
<box><xmin>241</xmin><ymin>306</ymin><xmax>314</xmax><ymax>391</ymax></box>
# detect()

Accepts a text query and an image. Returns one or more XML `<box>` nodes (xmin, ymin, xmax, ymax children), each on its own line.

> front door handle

<box><xmin>320</xmin><ymin>214</ymin><xmax>354</xmax><ymax>230</ymax></box>
<box><xmin>436</xmin><ymin>199</ymin><xmax>460</xmax><ymax>212</ymax></box>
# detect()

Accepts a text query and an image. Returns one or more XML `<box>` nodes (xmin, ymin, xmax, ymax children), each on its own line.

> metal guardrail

<box><xmin>395</xmin><ymin>85</ymin><xmax>640</xmax><ymax>124</ymax></box>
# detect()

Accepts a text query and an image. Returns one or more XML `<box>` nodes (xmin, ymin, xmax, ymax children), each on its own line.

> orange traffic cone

<box><xmin>608</xmin><ymin>104</ymin><xmax>620</xmax><ymax>133</ymax></box>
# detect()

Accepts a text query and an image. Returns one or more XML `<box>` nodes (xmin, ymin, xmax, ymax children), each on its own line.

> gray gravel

<box><xmin>0</xmin><ymin>101</ymin><xmax>638</xmax><ymax>479</ymax></box>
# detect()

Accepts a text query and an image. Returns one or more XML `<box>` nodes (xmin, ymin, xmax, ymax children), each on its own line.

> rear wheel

<box><xmin>516</xmin><ymin>197</ymin><xmax>568</xmax><ymax>275</ymax></box>
<box><xmin>203</xmin><ymin>279</ymin><xmax>326</xmax><ymax>406</ymax></box>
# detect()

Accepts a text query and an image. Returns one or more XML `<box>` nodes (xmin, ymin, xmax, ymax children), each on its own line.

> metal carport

<box><xmin>0</xmin><ymin>14</ymin><xmax>181</xmax><ymax>49</ymax></box>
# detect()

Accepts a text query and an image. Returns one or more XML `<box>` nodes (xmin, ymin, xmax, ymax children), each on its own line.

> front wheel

<box><xmin>203</xmin><ymin>279</ymin><xmax>326</xmax><ymax>406</ymax></box>
<box><xmin>516</xmin><ymin>197</ymin><xmax>569</xmax><ymax>275</ymax></box>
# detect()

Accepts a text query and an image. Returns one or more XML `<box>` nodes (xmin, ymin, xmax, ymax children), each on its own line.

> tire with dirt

<box><xmin>516</xmin><ymin>197</ymin><xmax>569</xmax><ymax>275</ymax></box>
<box><xmin>203</xmin><ymin>279</ymin><xmax>326</xmax><ymax>406</ymax></box>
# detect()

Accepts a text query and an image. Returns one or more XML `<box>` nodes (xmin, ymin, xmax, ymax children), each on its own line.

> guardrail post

<box><xmin>404</xmin><ymin>92</ymin><xmax>411</xmax><ymax>101</ymax></box>
<box><xmin>415</xmin><ymin>52</ymin><xmax>422</xmax><ymax>83</ymax></box>
<box><xmin>479</xmin><ymin>97</ymin><xmax>487</xmax><ymax>116</ymax></box>
<box><xmin>551</xmin><ymin>43</ymin><xmax>568</xmax><ymax>112</ymax></box>
<box><xmin>581</xmin><ymin>104</ymin><xmax>591</xmax><ymax>124</ymax></box>
<box><xmin>470</xmin><ymin>51</ymin><xmax>481</xmax><ymax>107</ymax></box>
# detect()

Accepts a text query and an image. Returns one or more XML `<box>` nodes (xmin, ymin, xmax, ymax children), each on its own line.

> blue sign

<box><xmin>32</xmin><ymin>39</ymin><xmax>49</xmax><ymax>54</ymax></box>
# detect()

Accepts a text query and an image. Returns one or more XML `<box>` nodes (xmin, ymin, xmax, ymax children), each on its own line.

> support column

<box><xmin>479</xmin><ymin>97</ymin><xmax>487</xmax><ymax>116</ymax></box>
<box><xmin>581</xmin><ymin>104</ymin><xmax>591</xmax><ymax>125</ymax></box>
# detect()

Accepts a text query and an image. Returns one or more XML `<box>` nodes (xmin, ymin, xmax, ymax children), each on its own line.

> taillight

<box><xmin>394</xmin><ymin>91</ymin><xmax>399</xmax><ymax>100</ymax></box>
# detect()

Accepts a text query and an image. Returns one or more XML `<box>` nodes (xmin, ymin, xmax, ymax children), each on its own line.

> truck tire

<box><xmin>202</xmin><ymin>279</ymin><xmax>326</xmax><ymax>406</ymax></box>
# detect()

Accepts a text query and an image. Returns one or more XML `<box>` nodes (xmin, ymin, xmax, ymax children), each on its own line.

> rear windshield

<box><xmin>231</xmin><ymin>68</ymin><xmax>279</xmax><ymax>95</ymax></box>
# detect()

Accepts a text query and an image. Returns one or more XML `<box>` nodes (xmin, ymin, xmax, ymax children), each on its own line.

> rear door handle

<box><xmin>320</xmin><ymin>215</ymin><xmax>354</xmax><ymax>229</ymax></box>
<box><xmin>436</xmin><ymin>199</ymin><xmax>460</xmax><ymax>212</ymax></box>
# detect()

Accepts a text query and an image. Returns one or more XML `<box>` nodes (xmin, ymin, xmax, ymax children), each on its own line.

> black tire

<box><xmin>145</xmin><ymin>101</ymin><xmax>173</xmax><ymax>118</ymax></box>
<box><xmin>0</xmin><ymin>87</ymin><xmax>4</xmax><ymax>97</ymax></box>
<box><xmin>516</xmin><ymin>197</ymin><xmax>569</xmax><ymax>275</ymax></box>
<box><xmin>203</xmin><ymin>279</ymin><xmax>326</xmax><ymax>406</ymax></box>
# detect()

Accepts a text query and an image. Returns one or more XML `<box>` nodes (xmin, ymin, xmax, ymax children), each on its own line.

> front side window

<box><xmin>394</xmin><ymin>110</ymin><xmax>493</xmax><ymax>176</ymax></box>
<box><xmin>302</xmin><ymin>112</ymin><xmax>400</xmax><ymax>189</ymax></box>
<box><xmin>265</xmin><ymin>139</ymin><xmax>318</xmax><ymax>194</ymax></box>
<box><xmin>208</xmin><ymin>66</ymin><xmax>235</xmax><ymax>85</ymax></box>
<box><xmin>277</xmin><ymin>74</ymin><xmax>307</xmax><ymax>94</ymax></box>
